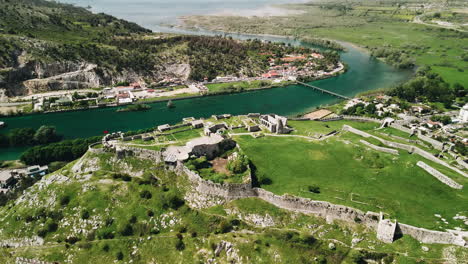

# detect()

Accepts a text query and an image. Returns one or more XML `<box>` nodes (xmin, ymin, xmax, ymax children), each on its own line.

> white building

<box><xmin>459</xmin><ymin>104</ymin><xmax>468</xmax><ymax>123</ymax></box>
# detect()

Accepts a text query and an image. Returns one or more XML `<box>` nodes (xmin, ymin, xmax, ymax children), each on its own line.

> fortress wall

<box><xmin>416</xmin><ymin>161</ymin><xmax>463</xmax><ymax>189</ymax></box>
<box><xmin>343</xmin><ymin>125</ymin><xmax>467</xmax><ymax>178</ymax></box>
<box><xmin>360</xmin><ymin>140</ymin><xmax>399</xmax><ymax>155</ymax></box>
<box><xmin>389</xmin><ymin>123</ymin><xmax>413</xmax><ymax>134</ymax></box>
<box><xmin>116</xmin><ymin>146</ymin><xmax>164</xmax><ymax>163</ymax></box>
<box><xmin>254</xmin><ymin>188</ymin><xmax>380</xmax><ymax>229</ymax></box>
<box><xmin>88</xmin><ymin>143</ymin><xmax>106</xmax><ymax>154</ymax></box>
<box><xmin>398</xmin><ymin>224</ymin><xmax>466</xmax><ymax>246</ymax></box>
<box><xmin>417</xmin><ymin>133</ymin><xmax>444</xmax><ymax>150</ymax></box>
<box><xmin>92</xmin><ymin>137</ymin><xmax>467</xmax><ymax>247</ymax></box>
<box><xmin>176</xmin><ymin>163</ymin><xmax>256</xmax><ymax>199</ymax></box>
<box><xmin>342</xmin><ymin>115</ymin><xmax>380</xmax><ymax>123</ymax></box>
<box><xmin>456</xmin><ymin>157</ymin><xmax>468</xmax><ymax>170</ymax></box>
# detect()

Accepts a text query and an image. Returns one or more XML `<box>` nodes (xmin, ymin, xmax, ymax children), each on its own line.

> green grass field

<box><xmin>235</xmin><ymin>121</ymin><xmax>468</xmax><ymax>230</ymax></box>
<box><xmin>183</xmin><ymin>3</ymin><xmax>468</xmax><ymax>86</ymax></box>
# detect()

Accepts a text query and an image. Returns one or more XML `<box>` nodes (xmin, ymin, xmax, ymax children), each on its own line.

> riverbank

<box><xmin>0</xmin><ymin>32</ymin><xmax>410</xmax><ymax>161</ymax></box>
<box><xmin>176</xmin><ymin>2</ymin><xmax>467</xmax><ymax>85</ymax></box>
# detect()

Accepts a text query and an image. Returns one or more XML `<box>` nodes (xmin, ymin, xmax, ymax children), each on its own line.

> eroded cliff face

<box><xmin>1</xmin><ymin>52</ymin><xmax>191</xmax><ymax>96</ymax></box>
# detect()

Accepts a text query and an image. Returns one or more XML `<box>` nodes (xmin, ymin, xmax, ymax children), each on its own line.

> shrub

<box><xmin>140</xmin><ymin>190</ymin><xmax>152</xmax><ymax>199</ymax></box>
<box><xmin>81</xmin><ymin>210</ymin><xmax>90</xmax><ymax>220</ymax></box>
<box><xmin>146</xmin><ymin>209</ymin><xmax>154</xmax><ymax>217</ymax></box>
<box><xmin>102</xmin><ymin>244</ymin><xmax>110</xmax><ymax>252</ymax></box>
<box><xmin>59</xmin><ymin>195</ymin><xmax>71</xmax><ymax>206</ymax></box>
<box><xmin>116</xmin><ymin>251</ymin><xmax>124</xmax><ymax>260</ymax></box>
<box><xmin>308</xmin><ymin>185</ymin><xmax>320</xmax><ymax>194</ymax></box>
<box><xmin>46</xmin><ymin>220</ymin><xmax>58</xmax><ymax>233</ymax></box>
<box><xmin>119</xmin><ymin>223</ymin><xmax>134</xmax><ymax>236</ymax></box>
<box><xmin>175</xmin><ymin>239</ymin><xmax>185</xmax><ymax>251</ymax></box>
<box><xmin>65</xmin><ymin>236</ymin><xmax>80</xmax><ymax>244</ymax></box>
<box><xmin>37</xmin><ymin>229</ymin><xmax>47</xmax><ymax>237</ymax></box>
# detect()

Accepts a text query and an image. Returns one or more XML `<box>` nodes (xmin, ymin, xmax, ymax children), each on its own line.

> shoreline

<box><xmin>0</xmin><ymin>70</ymin><xmax>346</xmax><ymax>118</ymax></box>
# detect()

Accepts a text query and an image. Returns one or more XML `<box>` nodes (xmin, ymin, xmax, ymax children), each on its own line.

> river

<box><xmin>0</xmin><ymin>1</ymin><xmax>412</xmax><ymax>160</ymax></box>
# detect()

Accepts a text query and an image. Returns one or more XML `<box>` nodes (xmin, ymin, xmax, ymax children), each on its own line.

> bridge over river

<box><xmin>296</xmin><ymin>81</ymin><xmax>351</xmax><ymax>100</ymax></box>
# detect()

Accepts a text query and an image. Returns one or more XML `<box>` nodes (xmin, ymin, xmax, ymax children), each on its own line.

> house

<box><xmin>158</xmin><ymin>124</ymin><xmax>171</xmax><ymax>132</ymax></box>
<box><xmin>0</xmin><ymin>170</ymin><xmax>15</xmax><ymax>188</ymax></box>
<box><xmin>204</xmin><ymin>123</ymin><xmax>228</xmax><ymax>136</ymax></box>
<box><xmin>260</xmin><ymin>114</ymin><xmax>291</xmax><ymax>134</ymax></box>
<box><xmin>459</xmin><ymin>104</ymin><xmax>468</xmax><ymax>123</ymax></box>
<box><xmin>56</xmin><ymin>96</ymin><xmax>73</xmax><ymax>106</ymax></box>
<box><xmin>26</xmin><ymin>165</ymin><xmax>48</xmax><ymax>178</ymax></box>
<box><xmin>191</xmin><ymin>120</ymin><xmax>204</xmax><ymax>129</ymax></box>
<box><xmin>426</xmin><ymin>120</ymin><xmax>441</xmax><ymax>128</ymax></box>
<box><xmin>131</xmin><ymin>82</ymin><xmax>142</xmax><ymax>89</ymax></box>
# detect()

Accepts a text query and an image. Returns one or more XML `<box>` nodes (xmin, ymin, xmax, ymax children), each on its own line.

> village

<box><xmin>3</xmin><ymin>50</ymin><xmax>344</xmax><ymax>114</ymax></box>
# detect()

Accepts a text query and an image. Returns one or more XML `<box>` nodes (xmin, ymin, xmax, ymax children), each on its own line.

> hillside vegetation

<box><xmin>0</xmin><ymin>0</ymin><xmax>304</xmax><ymax>96</ymax></box>
<box><xmin>1</xmin><ymin>138</ymin><xmax>466</xmax><ymax>263</ymax></box>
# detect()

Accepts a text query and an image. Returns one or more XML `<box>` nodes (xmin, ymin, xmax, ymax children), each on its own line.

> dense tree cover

<box><xmin>371</xmin><ymin>47</ymin><xmax>415</xmax><ymax>69</ymax></box>
<box><xmin>430</xmin><ymin>115</ymin><xmax>452</xmax><ymax>125</ymax></box>
<box><xmin>0</xmin><ymin>126</ymin><xmax>61</xmax><ymax>147</ymax></box>
<box><xmin>388</xmin><ymin>66</ymin><xmax>456</xmax><ymax>106</ymax></box>
<box><xmin>20</xmin><ymin>136</ymin><xmax>101</xmax><ymax>165</ymax></box>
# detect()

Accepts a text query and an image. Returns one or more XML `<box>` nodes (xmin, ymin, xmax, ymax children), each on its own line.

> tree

<box><xmin>33</xmin><ymin>126</ymin><xmax>60</xmax><ymax>145</ymax></box>
<box><xmin>9</xmin><ymin>127</ymin><xmax>35</xmax><ymax>146</ymax></box>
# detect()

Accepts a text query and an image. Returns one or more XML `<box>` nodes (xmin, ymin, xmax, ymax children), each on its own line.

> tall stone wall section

<box><xmin>397</xmin><ymin>224</ymin><xmax>467</xmax><ymax>246</ymax></box>
<box><xmin>360</xmin><ymin>140</ymin><xmax>399</xmax><ymax>155</ymax></box>
<box><xmin>115</xmin><ymin>146</ymin><xmax>164</xmax><ymax>163</ymax></box>
<box><xmin>416</xmin><ymin>161</ymin><xmax>463</xmax><ymax>189</ymax></box>
<box><xmin>176</xmin><ymin>163</ymin><xmax>256</xmax><ymax>199</ymax></box>
<box><xmin>417</xmin><ymin>132</ymin><xmax>444</xmax><ymax>151</ymax></box>
<box><xmin>389</xmin><ymin>123</ymin><xmax>413</xmax><ymax>134</ymax></box>
<box><xmin>255</xmin><ymin>188</ymin><xmax>379</xmax><ymax>228</ymax></box>
<box><xmin>343</xmin><ymin>125</ymin><xmax>467</xmax><ymax>178</ymax></box>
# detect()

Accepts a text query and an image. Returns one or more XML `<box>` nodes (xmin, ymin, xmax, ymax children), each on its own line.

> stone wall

<box><xmin>342</xmin><ymin>115</ymin><xmax>380</xmax><ymax>123</ymax></box>
<box><xmin>416</xmin><ymin>161</ymin><xmax>463</xmax><ymax>189</ymax></box>
<box><xmin>115</xmin><ymin>146</ymin><xmax>163</xmax><ymax>163</ymax></box>
<box><xmin>417</xmin><ymin>132</ymin><xmax>444</xmax><ymax>151</ymax></box>
<box><xmin>176</xmin><ymin>162</ymin><xmax>256</xmax><ymax>199</ymax></box>
<box><xmin>254</xmin><ymin>188</ymin><xmax>379</xmax><ymax>229</ymax></box>
<box><xmin>88</xmin><ymin>143</ymin><xmax>106</xmax><ymax>154</ymax></box>
<box><xmin>343</xmin><ymin>125</ymin><xmax>467</xmax><ymax>178</ymax></box>
<box><xmin>89</xmin><ymin>141</ymin><xmax>467</xmax><ymax>247</ymax></box>
<box><xmin>398</xmin><ymin>224</ymin><xmax>467</xmax><ymax>246</ymax></box>
<box><xmin>389</xmin><ymin>123</ymin><xmax>413</xmax><ymax>134</ymax></box>
<box><xmin>360</xmin><ymin>140</ymin><xmax>399</xmax><ymax>155</ymax></box>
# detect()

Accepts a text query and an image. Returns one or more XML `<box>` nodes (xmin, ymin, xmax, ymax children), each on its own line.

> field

<box><xmin>182</xmin><ymin>2</ymin><xmax>468</xmax><ymax>86</ymax></box>
<box><xmin>235</xmin><ymin>120</ymin><xmax>468</xmax><ymax>230</ymax></box>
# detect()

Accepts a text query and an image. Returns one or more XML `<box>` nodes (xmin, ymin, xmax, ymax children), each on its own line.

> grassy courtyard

<box><xmin>235</xmin><ymin>121</ymin><xmax>468</xmax><ymax>230</ymax></box>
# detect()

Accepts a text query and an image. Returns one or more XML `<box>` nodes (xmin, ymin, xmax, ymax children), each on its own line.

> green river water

<box><xmin>0</xmin><ymin>34</ymin><xmax>412</xmax><ymax>160</ymax></box>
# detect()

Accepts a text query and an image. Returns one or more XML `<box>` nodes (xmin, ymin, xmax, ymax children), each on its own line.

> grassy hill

<box><xmin>0</xmin><ymin>116</ymin><xmax>467</xmax><ymax>262</ymax></box>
